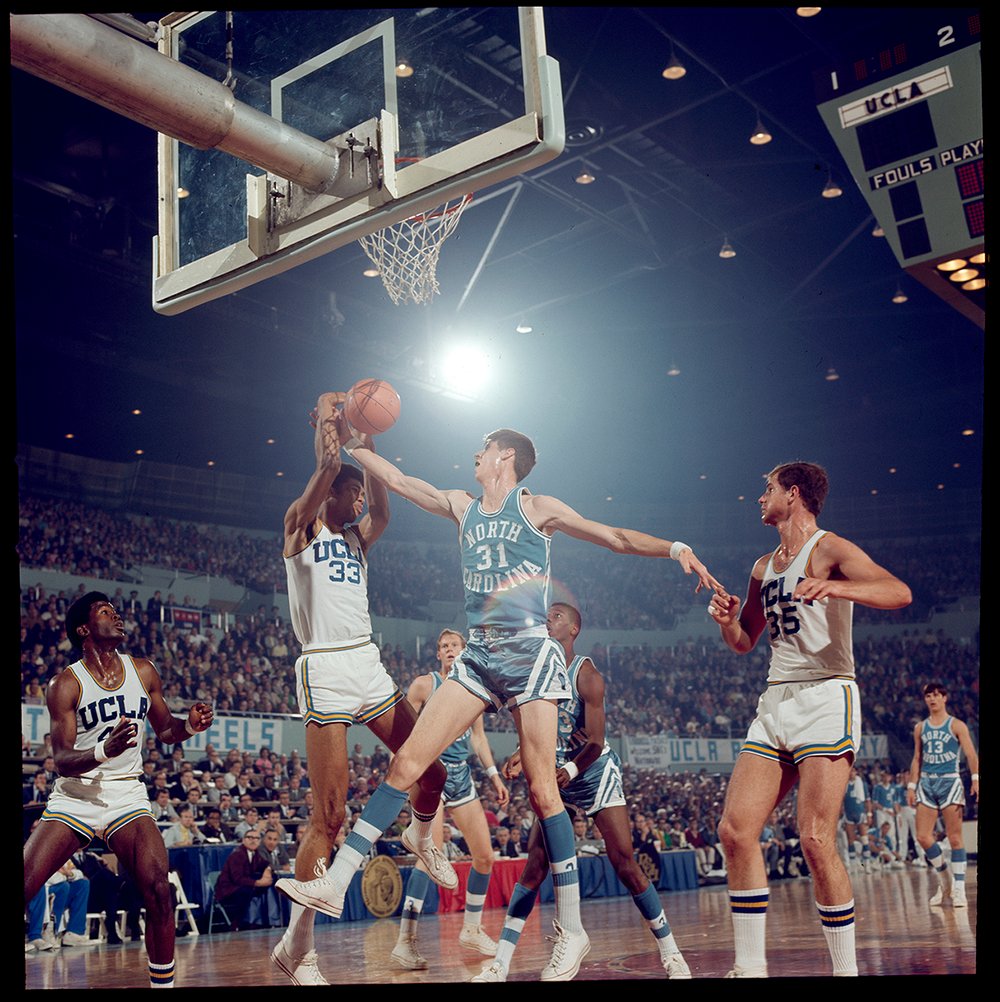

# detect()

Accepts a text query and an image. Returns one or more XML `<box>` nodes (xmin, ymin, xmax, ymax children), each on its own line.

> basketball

<box><xmin>344</xmin><ymin>379</ymin><xmax>401</xmax><ymax>436</ymax></box>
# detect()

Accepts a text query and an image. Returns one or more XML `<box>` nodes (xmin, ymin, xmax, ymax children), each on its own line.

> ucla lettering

<box><xmin>864</xmin><ymin>79</ymin><xmax>925</xmax><ymax>116</ymax></box>
<box><xmin>78</xmin><ymin>695</ymin><xmax>150</xmax><ymax>734</ymax></box>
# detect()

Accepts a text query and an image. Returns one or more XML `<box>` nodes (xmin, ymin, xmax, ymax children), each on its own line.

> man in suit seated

<box><xmin>215</xmin><ymin>831</ymin><xmax>273</xmax><ymax>931</ymax></box>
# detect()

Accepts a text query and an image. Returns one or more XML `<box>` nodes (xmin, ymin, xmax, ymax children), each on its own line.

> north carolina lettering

<box><xmin>463</xmin><ymin>520</ymin><xmax>523</xmax><ymax>547</ymax></box>
<box><xmin>463</xmin><ymin>559</ymin><xmax>542</xmax><ymax>595</ymax></box>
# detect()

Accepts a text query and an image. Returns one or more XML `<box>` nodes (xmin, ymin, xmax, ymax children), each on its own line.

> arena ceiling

<box><xmin>13</xmin><ymin>9</ymin><xmax>983</xmax><ymax>539</ymax></box>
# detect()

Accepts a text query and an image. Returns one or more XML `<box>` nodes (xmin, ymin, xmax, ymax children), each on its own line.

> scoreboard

<box><xmin>816</xmin><ymin>11</ymin><xmax>983</xmax><ymax>328</ymax></box>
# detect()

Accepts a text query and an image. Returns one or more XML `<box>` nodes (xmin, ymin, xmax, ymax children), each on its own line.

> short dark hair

<box><xmin>550</xmin><ymin>602</ymin><xmax>582</xmax><ymax>631</ymax></box>
<box><xmin>768</xmin><ymin>462</ymin><xmax>830</xmax><ymax>516</ymax></box>
<box><xmin>65</xmin><ymin>591</ymin><xmax>112</xmax><ymax>650</ymax></box>
<box><xmin>484</xmin><ymin>429</ymin><xmax>537</xmax><ymax>482</ymax></box>
<box><xmin>332</xmin><ymin>464</ymin><xmax>364</xmax><ymax>491</ymax></box>
<box><xmin>923</xmin><ymin>681</ymin><xmax>948</xmax><ymax>696</ymax></box>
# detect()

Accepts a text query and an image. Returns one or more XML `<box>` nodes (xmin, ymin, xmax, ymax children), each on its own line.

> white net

<box><xmin>358</xmin><ymin>194</ymin><xmax>472</xmax><ymax>305</ymax></box>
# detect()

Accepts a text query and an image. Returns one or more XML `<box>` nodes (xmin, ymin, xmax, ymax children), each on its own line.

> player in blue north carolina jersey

<box><xmin>474</xmin><ymin>603</ymin><xmax>691</xmax><ymax>982</ymax></box>
<box><xmin>281</xmin><ymin>420</ymin><xmax>719</xmax><ymax>982</ymax></box>
<box><xmin>390</xmin><ymin>629</ymin><xmax>508</xmax><ymax>970</ymax></box>
<box><xmin>271</xmin><ymin>392</ymin><xmax>448</xmax><ymax>986</ymax></box>
<box><xmin>709</xmin><ymin>461</ymin><xmax>911</xmax><ymax>978</ymax></box>
<box><xmin>908</xmin><ymin>682</ymin><xmax>979</xmax><ymax>907</ymax></box>
<box><xmin>23</xmin><ymin>591</ymin><xmax>213</xmax><ymax>988</ymax></box>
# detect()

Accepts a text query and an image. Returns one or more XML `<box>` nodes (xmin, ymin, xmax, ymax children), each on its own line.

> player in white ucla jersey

<box><xmin>907</xmin><ymin>682</ymin><xmax>979</xmax><ymax>907</ymax></box>
<box><xmin>709</xmin><ymin>461</ymin><xmax>911</xmax><ymax>978</ymax></box>
<box><xmin>390</xmin><ymin>629</ymin><xmax>509</xmax><ymax>970</ymax></box>
<box><xmin>282</xmin><ymin>421</ymin><xmax>719</xmax><ymax>982</ymax></box>
<box><xmin>475</xmin><ymin>603</ymin><xmax>691</xmax><ymax>982</ymax></box>
<box><xmin>271</xmin><ymin>393</ymin><xmax>448</xmax><ymax>987</ymax></box>
<box><xmin>23</xmin><ymin>591</ymin><xmax>213</xmax><ymax>988</ymax></box>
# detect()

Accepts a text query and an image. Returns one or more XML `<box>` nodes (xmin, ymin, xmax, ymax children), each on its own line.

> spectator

<box><xmin>162</xmin><ymin>805</ymin><xmax>206</xmax><ymax>848</ymax></box>
<box><xmin>214</xmin><ymin>831</ymin><xmax>273</xmax><ymax>932</ymax></box>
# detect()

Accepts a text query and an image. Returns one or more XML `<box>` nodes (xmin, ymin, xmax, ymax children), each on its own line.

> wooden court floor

<box><xmin>24</xmin><ymin>864</ymin><xmax>977</xmax><ymax>987</ymax></box>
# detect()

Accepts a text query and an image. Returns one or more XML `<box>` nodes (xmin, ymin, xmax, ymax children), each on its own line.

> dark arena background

<box><xmin>17</xmin><ymin>8</ymin><xmax>978</xmax><ymax>985</ymax></box>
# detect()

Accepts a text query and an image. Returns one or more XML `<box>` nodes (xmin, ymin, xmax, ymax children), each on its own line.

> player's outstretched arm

<box><xmin>284</xmin><ymin>392</ymin><xmax>344</xmax><ymax>547</ymax></box>
<box><xmin>340</xmin><ymin>436</ymin><xmax>471</xmax><ymax>525</ymax></box>
<box><xmin>792</xmin><ymin>534</ymin><xmax>912</xmax><ymax>609</ymax></box>
<box><xmin>525</xmin><ymin>494</ymin><xmax>722</xmax><ymax>592</ymax></box>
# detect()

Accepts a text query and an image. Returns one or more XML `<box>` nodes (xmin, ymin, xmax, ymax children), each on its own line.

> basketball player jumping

<box><xmin>23</xmin><ymin>591</ymin><xmax>214</xmax><ymax>988</ymax></box>
<box><xmin>270</xmin><ymin>392</ymin><xmax>451</xmax><ymax>986</ymax></box>
<box><xmin>708</xmin><ymin>461</ymin><xmax>911</xmax><ymax>977</ymax></box>
<box><xmin>277</xmin><ymin>422</ymin><xmax>719</xmax><ymax>981</ymax></box>
<box><xmin>908</xmin><ymin>681</ymin><xmax>979</xmax><ymax>907</ymax></box>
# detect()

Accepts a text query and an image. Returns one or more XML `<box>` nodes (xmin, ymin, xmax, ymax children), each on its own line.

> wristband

<box><xmin>93</xmin><ymin>740</ymin><xmax>110</xmax><ymax>764</ymax></box>
<box><xmin>669</xmin><ymin>540</ymin><xmax>691</xmax><ymax>560</ymax></box>
<box><xmin>185</xmin><ymin>718</ymin><xmax>198</xmax><ymax>737</ymax></box>
<box><xmin>342</xmin><ymin>436</ymin><xmax>363</xmax><ymax>455</ymax></box>
<box><xmin>562</xmin><ymin>761</ymin><xmax>579</xmax><ymax>782</ymax></box>
<box><xmin>486</xmin><ymin>765</ymin><xmax>498</xmax><ymax>778</ymax></box>
<box><xmin>907</xmin><ymin>782</ymin><xmax>916</xmax><ymax>790</ymax></box>
<box><xmin>971</xmin><ymin>774</ymin><xmax>979</xmax><ymax>781</ymax></box>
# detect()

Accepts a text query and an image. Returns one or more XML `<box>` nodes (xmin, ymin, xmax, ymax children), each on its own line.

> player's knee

<box><xmin>143</xmin><ymin>872</ymin><xmax>173</xmax><ymax>922</ymax></box>
<box><xmin>800</xmin><ymin>827</ymin><xmax>837</xmax><ymax>863</ymax></box>
<box><xmin>416</xmin><ymin>757</ymin><xmax>446</xmax><ymax>793</ymax></box>
<box><xmin>717</xmin><ymin>815</ymin><xmax>745</xmax><ymax>853</ymax></box>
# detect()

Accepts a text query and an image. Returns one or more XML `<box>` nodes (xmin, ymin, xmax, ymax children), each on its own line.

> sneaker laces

<box><xmin>545</xmin><ymin>921</ymin><xmax>571</xmax><ymax>963</ymax></box>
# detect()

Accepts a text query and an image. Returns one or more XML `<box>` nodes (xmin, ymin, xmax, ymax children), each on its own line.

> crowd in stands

<box><xmin>18</xmin><ymin>496</ymin><xmax>980</xmax><ymax>629</ymax></box>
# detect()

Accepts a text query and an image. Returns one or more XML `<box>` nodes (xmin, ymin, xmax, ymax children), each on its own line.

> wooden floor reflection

<box><xmin>24</xmin><ymin>863</ymin><xmax>976</xmax><ymax>987</ymax></box>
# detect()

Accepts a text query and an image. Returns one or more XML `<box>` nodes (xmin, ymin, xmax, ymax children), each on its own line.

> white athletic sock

<box><xmin>729</xmin><ymin>887</ymin><xmax>768</xmax><ymax>972</ymax></box>
<box><xmin>817</xmin><ymin>900</ymin><xmax>858</xmax><ymax>976</ymax></box>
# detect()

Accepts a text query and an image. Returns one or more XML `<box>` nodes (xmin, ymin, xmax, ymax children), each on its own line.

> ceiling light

<box><xmin>961</xmin><ymin>278</ymin><xmax>986</xmax><ymax>291</ymax></box>
<box><xmin>131</xmin><ymin>408</ymin><xmax>141</xmax><ymax>415</ymax></box>
<box><xmin>936</xmin><ymin>258</ymin><xmax>967</xmax><ymax>271</ymax></box>
<box><xmin>825</xmin><ymin>367</ymin><xmax>839</xmax><ymax>381</ymax></box>
<box><xmin>962</xmin><ymin>428</ymin><xmax>975</xmax><ymax>436</ymax></box>
<box><xmin>749</xmin><ymin>112</ymin><xmax>772</xmax><ymax>145</ymax></box>
<box><xmin>395</xmin><ymin>60</ymin><xmax>413</xmax><ymax>78</ymax></box>
<box><xmin>892</xmin><ymin>283</ymin><xmax>908</xmax><ymax>304</ymax></box>
<box><xmin>362</xmin><ymin>267</ymin><xmax>380</xmax><ymax>278</ymax></box>
<box><xmin>667</xmin><ymin>363</ymin><xmax>681</xmax><ymax>376</ymax></box>
<box><xmin>822</xmin><ymin>173</ymin><xmax>843</xmax><ymax>198</ymax></box>
<box><xmin>796</xmin><ymin>7</ymin><xmax>822</xmax><ymax>16</ymax></box>
<box><xmin>662</xmin><ymin>49</ymin><xmax>686</xmax><ymax>80</ymax></box>
<box><xmin>872</xmin><ymin>225</ymin><xmax>885</xmax><ymax>237</ymax></box>
<box><xmin>177</xmin><ymin>186</ymin><xmax>189</xmax><ymax>199</ymax></box>
<box><xmin>575</xmin><ymin>169</ymin><xmax>596</xmax><ymax>184</ymax></box>
<box><xmin>949</xmin><ymin>268</ymin><xmax>979</xmax><ymax>282</ymax></box>
<box><xmin>719</xmin><ymin>236</ymin><xmax>736</xmax><ymax>259</ymax></box>
<box><xmin>515</xmin><ymin>321</ymin><xmax>533</xmax><ymax>334</ymax></box>
<box><xmin>969</xmin><ymin>251</ymin><xmax>986</xmax><ymax>264</ymax></box>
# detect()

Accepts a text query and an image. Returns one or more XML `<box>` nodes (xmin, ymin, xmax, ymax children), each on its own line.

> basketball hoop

<box><xmin>358</xmin><ymin>159</ymin><xmax>473</xmax><ymax>305</ymax></box>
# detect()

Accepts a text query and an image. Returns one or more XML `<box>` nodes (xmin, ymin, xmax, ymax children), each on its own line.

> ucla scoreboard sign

<box><xmin>816</xmin><ymin>10</ymin><xmax>983</xmax><ymax>328</ymax></box>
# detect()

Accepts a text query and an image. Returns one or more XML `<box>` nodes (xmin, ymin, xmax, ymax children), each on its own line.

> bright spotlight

<box><xmin>437</xmin><ymin>342</ymin><xmax>497</xmax><ymax>400</ymax></box>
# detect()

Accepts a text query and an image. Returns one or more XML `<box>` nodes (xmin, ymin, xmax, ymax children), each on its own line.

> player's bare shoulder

<box><xmin>406</xmin><ymin>672</ymin><xmax>435</xmax><ymax>708</ymax></box>
<box><xmin>46</xmin><ymin>664</ymin><xmax>82</xmax><ymax>711</ymax></box>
